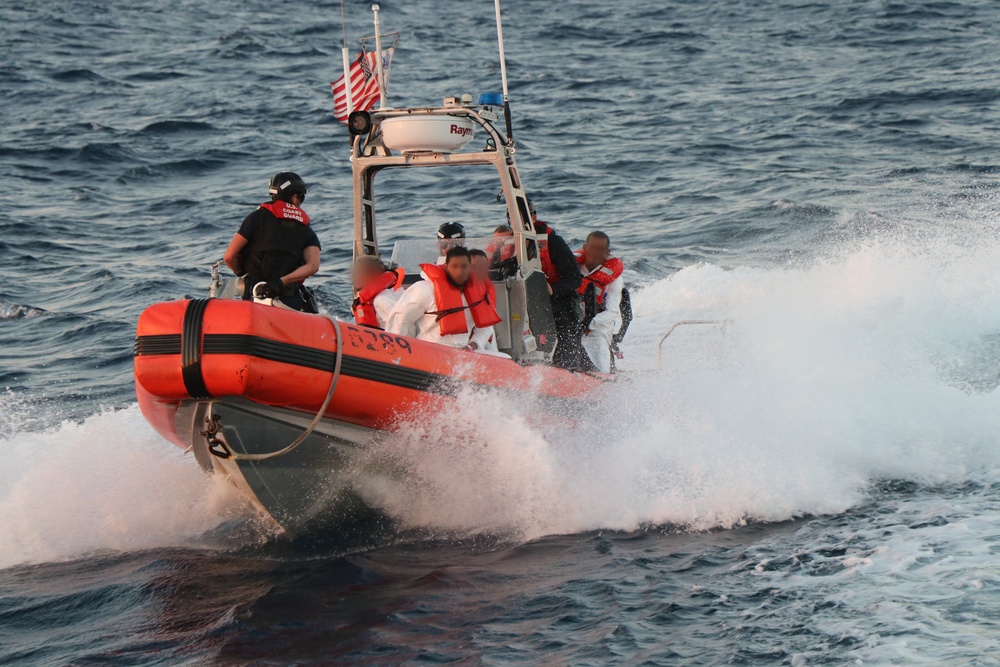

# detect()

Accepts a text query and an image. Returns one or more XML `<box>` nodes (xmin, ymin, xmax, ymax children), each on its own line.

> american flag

<box><xmin>331</xmin><ymin>48</ymin><xmax>394</xmax><ymax>124</ymax></box>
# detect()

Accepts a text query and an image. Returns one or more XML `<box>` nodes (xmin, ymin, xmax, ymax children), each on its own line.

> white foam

<box><xmin>6</xmin><ymin>227</ymin><xmax>1000</xmax><ymax>561</ymax></box>
<box><xmin>0</xmin><ymin>403</ymin><xmax>249</xmax><ymax>569</ymax></box>
<box><xmin>372</xmin><ymin>233</ymin><xmax>1000</xmax><ymax>539</ymax></box>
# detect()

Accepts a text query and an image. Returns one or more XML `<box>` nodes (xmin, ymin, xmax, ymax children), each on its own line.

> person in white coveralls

<box><xmin>386</xmin><ymin>246</ymin><xmax>501</xmax><ymax>352</ymax></box>
<box><xmin>576</xmin><ymin>231</ymin><xmax>625</xmax><ymax>374</ymax></box>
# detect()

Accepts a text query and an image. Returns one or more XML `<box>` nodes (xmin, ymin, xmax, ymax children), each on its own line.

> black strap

<box><xmin>427</xmin><ymin>297</ymin><xmax>485</xmax><ymax>323</ymax></box>
<box><xmin>181</xmin><ymin>298</ymin><xmax>211</xmax><ymax>399</ymax></box>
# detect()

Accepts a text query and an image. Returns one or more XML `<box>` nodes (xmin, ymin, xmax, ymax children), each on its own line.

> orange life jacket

<box><xmin>420</xmin><ymin>263</ymin><xmax>501</xmax><ymax>336</ymax></box>
<box><xmin>352</xmin><ymin>268</ymin><xmax>405</xmax><ymax>329</ymax></box>
<box><xmin>535</xmin><ymin>221</ymin><xmax>560</xmax><ymax>284</ymax></box>
<box><xmin>574</xmin><ymin>249</ymin><xmax>624</xmax><ymax>305</ymax></box>
<box><xmin>259</xmin><ymin>200</ymin><xmax>310</xmax><ymax>225</ymax></box>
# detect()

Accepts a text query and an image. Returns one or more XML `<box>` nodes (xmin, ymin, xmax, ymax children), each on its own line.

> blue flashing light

<box><xmin>478</xmin><ymin>92</ymin><xmax>504</xmax><ymax>107</ymax></box>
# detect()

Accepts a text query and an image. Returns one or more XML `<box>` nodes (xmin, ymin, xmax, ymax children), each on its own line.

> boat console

<box><xmin>348</xmin><ymin>97</ymin><xmax>558</xmax><ymax>362</ymax></box>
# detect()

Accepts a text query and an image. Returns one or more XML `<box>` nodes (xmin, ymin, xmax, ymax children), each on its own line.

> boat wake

<box><xmin>4</xmin><ymin>228</ymin><xmax>1000</xmax><ymax>566</ymax></box>
<box><xmin>0</xmin><ymin>401</ymin><xmax>257</xmax><ymax>570</ymax></box>
<box><xmin>365</xmin><ymin>230</ymin><xmax>1000</xmax><ymax>539</ymax></box>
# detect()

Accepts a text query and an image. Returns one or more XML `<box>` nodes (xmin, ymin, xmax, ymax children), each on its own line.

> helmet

<box><xmin>436</xmin><ymin>221</ymin><xmax>465</xmax><ymax>240</ymax></box>
<box><xmin>269</xmin><ymin>172</ymin><xmax>307</xmax><ymax>203</ymax></box>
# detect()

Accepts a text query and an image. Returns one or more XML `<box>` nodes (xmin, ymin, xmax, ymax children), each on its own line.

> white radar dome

<box><xmin>381</xmin><ymin>115</ymin><xmax>476</xmax><ymax>154</ymax></box>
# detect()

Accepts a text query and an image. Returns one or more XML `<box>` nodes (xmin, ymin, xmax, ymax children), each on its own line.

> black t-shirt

<box><xmin>238</xmin><ymin>208</ymin><xmax>321</xmax><ymax>250</ymax></box>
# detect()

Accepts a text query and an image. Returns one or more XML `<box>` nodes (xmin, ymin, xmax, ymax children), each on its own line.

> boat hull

<box><xmin>177</xmin><ymin>398</ymin><xmax>392</xmax><ymax>534</ymax></box>
<box><xmin>134</xmin><ymin>298</ymin><xmax>607</xmax><ymax>533</ymax></box>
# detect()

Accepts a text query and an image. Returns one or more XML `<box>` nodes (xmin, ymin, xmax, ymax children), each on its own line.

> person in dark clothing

<box><xmin>224</xmin><ymin>172</ymin><xmax>321</xmax><ymax>312</ymax></box>
<box><xmin>528</xmin><ymin>200</ymin><xmax>590</xmax><ymax>371</ymax></box>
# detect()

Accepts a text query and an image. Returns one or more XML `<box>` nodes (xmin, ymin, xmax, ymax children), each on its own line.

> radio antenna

<box><xmin>494</xmin><ymin>0</ymin><xmax>514</xmax><ymax>144</ymax></box>
<box><xmin>373</xmin><ymin>4</ymin><xmax>387</xmax><ymax>109</ymax></box>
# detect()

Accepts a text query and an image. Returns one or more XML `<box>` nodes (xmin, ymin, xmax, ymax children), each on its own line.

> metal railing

<box><xmin>656</xmin><ymin>320</ymin><xmax>733</xmax><ymax>369</ymax></box>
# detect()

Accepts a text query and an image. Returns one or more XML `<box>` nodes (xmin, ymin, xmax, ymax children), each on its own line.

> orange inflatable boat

<box><xmin>136</xmin><ymin>297</ymin><xmax>604</xmax><ymax>446</ymax></box>
<box><xmin>134</xmin><ymin>297</ymin><xmax>607</xmax><ymax>532</ymax></box>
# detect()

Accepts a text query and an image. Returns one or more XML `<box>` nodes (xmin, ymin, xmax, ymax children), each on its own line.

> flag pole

<box><xmin>341</xmin><ymin>49</ymin><xmax>354</xmax><ymax>116</ymax></box>
<box><xmin>340</xmin><ymin>0</ymin><xmax>354</xmax><ymax>116</ymax></box>
<box><xmin>494</xmin><ymin>0</ymin><xmax>513</xmax><ymax>144</ymax></box>
<box><xmin>373</xmin><ymin>4</ymin><xmax>387</xmax><ymax>109</ymax></box>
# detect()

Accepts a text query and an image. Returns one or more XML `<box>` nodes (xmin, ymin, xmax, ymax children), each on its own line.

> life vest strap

<box><xmin>426</xmin><ymin>297</ymin><xmax>485</xmax><ymax>322</ymax></box>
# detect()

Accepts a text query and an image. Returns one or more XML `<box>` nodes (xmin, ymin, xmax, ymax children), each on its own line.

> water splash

<box><xmin>369</xmin><ymin>234</ymin><xmax>1000</xmax><ymax>539</ymax></box>
<box><xmin>5</xmin><ymin>232</ymin><xmax>1000</xmax><ymax>564</ymax></box>
<box><xmin>0</xmin><ymin>402</ymin><xmax>255</xmax><ymax>569</ymax></box>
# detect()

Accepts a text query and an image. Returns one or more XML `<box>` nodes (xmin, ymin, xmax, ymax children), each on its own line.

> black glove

<box><xmin>266</xmin><ymin>278</ymin><xmax>285</xmax><ymax>298</ymax></box>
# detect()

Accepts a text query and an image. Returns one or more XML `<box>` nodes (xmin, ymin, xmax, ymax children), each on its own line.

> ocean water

<box><xmin>3</xmin><ymin>0</ymin><xmax>1000</xmax><ymax>664</ymax></box>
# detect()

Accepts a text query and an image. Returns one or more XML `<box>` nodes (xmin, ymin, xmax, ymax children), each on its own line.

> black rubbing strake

<box><xmin>133</xmin><ymin>334</ymin><xmax>181</xmax><ymax>356</ymax></box>
<box><xmin>135</xmin><ymin>331</ymin><xmax>448</xmax><ymax>395</ymax></box>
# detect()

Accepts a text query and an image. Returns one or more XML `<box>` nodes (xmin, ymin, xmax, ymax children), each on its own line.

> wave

<box><xmin>0</xmin><ymin>303</ymin><xmax>48</xmax><ymax>320</ymax></box>
<box><xmin>136</xmin><ymin>120</ymin><xmax>215</xmax><ymax>135</ymax></box>
<box><xmin>0</xmin><ymin>403</ymin><xmax>258</xmax><ymax>569</ymax></box>
<box><xmin>48</xmin><ymin>68</ymin><xmax>108</xmax><ymax>83</ymax></box>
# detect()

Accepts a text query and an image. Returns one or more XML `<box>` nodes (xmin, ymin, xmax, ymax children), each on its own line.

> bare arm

<box><xmin>224</xmin><ymin>233</ymin><xmax>249</xmax><ymax>275</ymax></box>
<box><xmin>279</xmin><ymin>245</ymin><xmax>321</xmax><ymax>286</ymax></box>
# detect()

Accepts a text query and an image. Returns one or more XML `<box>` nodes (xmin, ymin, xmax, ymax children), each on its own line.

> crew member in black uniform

<box><xmin>224</xmin><ymin>172</ymin><xmax>321</xmax><ymax>312</ymax></box>
<box><xmin>529</xmin><ymin>200</ymin><xmax>589</xmax><ymax>371</ymax></box>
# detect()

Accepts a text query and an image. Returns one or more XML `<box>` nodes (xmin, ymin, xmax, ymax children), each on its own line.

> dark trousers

<box><xmin>551</xmin><ymin>295</ymin><xmax>592</xmax><ymax>371</ymax></box>
<box><xmin>279</xmin><ymin>290</ymin><xmax>309</xmax><ymax>312</ymax></box>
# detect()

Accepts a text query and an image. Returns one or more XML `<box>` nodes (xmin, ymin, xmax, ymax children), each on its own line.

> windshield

<box><xmin>387</xmin><ymin>235</ymin><xmax>517</xmax><ymax>274</ymax></box>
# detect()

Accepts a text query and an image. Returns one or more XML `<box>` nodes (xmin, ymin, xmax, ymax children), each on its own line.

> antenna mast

<box><xmin>373</xmin><ymin>4</ymin><xmax>387</xmax><ymax>109</ymax></box>
<box><xmin>493</xmin><ymin>0</ymin><xmax>514</xmax><ymax>144</ymax></box>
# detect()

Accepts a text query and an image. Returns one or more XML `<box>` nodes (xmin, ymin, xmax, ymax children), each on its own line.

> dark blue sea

<box><xmin>4</xmin><ymin>0</ymin><xmax>1000</xmax><ymax>664</ymax></box>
